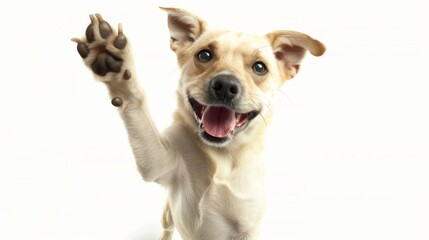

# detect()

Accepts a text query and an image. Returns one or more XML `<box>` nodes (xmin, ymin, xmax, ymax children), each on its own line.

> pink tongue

<box><xmin>202</xmin><ymin>106</ymin><xmax>236</xmax><ymax>138</ymax></box>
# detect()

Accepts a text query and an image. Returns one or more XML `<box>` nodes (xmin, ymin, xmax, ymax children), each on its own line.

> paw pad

<box><xmin>85</xmin><ymin>24</ymin><xmax>95</xmax><ymax>43</ymax></box>
<box><xmin>111</xmin><ymin>97</ymin><xmax>123</xmax><ymax>107</ymax></box>
<box><xmin>77</xmin><ymin>43</ymin><xmax>89</xmax><ymax>58</ymax></box>
<box><xmin>123</xmin><ymin>70</ymin><xmax>132</xmax><ymax>80</ymax></box>
<box><xmin>114</xmin><ymin>34</ymin><xmax>127</xmax><ymax>49</ymax></box>
<box><xmin>95</xmin><ymin>13</ymin><xmax>113</xmax><ymax>39</ymax></box>
<box><xmin>114</xmin><ymin>23</ymin><xmax>127</xmax><ymax>49</ymax></box>
<box><xmin>91</xmin><ymin>52</ymin><xmax>122</xmax><ymax>76</ymax></box>
<box><xmin>74</xmin><ymin>14</ymin><xmax>129</xmax><ymax>77</ymax></box>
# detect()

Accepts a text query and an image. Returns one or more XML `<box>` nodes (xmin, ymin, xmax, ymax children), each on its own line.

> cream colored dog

<box><xmin>73</xmin><ymin>7</ymin><xmax>325</xmax><ymax>240</ymax></box>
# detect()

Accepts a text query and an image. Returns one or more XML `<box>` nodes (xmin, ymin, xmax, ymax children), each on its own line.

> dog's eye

<box><xmin>252</xmin><ymin>61</ymin><xmax>268</xmax><ymax>75</ymax></box>
<box><xmin>196</xmin><ymin>49</ymin><xmax>213</xmax><ymax>62</ymax></box>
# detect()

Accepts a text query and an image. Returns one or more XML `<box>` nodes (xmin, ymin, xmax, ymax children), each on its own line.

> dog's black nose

<box><xmin>210</xmin><ymin>74</ymin><xmax>242</xmax><ymax>102</ymax></box>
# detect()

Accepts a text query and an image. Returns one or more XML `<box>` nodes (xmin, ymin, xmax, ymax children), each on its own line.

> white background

<box><xmin>1</xmin><ymin>0</ymin><xmax>428</xmax><ymax>239</ymax></box>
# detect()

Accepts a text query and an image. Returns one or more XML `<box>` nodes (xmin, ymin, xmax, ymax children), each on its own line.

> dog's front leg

<box><xmin>72</xmin><ymin>14</ymin><xmax>176</xmax><ymax>184</ymax></box>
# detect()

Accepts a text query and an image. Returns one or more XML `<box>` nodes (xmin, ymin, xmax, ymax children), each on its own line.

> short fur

<box><xmin>73</xmin><ymin>8</ymin><xmax>325</xmax><ymax>240</ymax></box>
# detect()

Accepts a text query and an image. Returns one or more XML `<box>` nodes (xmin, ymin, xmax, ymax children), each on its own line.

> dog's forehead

<box><xmin>200</xmin><ymin>30</ymin><xmax>272</xmax><ymax>55</ymax></box>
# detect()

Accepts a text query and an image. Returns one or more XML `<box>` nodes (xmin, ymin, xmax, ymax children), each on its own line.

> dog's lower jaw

<box><xmin>198</xmin><ymin>125</ymin><xmax>233</xmax><ymax>147</ymax></box>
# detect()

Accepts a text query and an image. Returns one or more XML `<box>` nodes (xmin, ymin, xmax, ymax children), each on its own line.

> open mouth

<box><xmin>189</xmin><ymin>98</ymin><xmax>259</xmax><ymax>145</ymax></box>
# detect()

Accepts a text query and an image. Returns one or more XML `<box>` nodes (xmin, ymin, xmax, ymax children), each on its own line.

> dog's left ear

<box><xmin>266</xmin><ymin>30</ymin><xmax>326</xmax><ymax>80</ymax></box>
<box><xmin>160</xmin><ymin>7</ymin><xmax>207</xmax><ymax>52</ymax></box>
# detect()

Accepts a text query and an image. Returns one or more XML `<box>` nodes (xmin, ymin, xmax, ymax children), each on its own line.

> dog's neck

<box><xmin>203</xmin><ymin>136</ymin><xmax>266</xmax><ymax>197</ymax></box>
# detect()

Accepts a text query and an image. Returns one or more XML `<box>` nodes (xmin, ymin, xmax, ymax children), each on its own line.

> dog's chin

<box><xmin>189</xmin><ymin>98</ymin><xmax>259</xmax><ymax>147</ymax></box>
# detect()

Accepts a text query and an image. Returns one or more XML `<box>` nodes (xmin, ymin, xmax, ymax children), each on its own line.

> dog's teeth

<box><xmin>193</xmin><ymin>111</ymin><xmax>201</xmax><ymax>123</ymax></box>
<box><xmin>198</xmin><ymin>122</ymin><xmax>204</xmax><ymax>133</ymax></box>
<box><xmin>235</xmin><ymin>114</ymin><xmax>242</xmax><ymax>124</ymax></box>
<box><xmin>199</xmin><ymin>107</ymin><xmax>206</xmax><ymax>120</ymax></box>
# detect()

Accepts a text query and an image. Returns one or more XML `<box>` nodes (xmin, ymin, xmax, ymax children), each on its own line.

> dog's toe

<box><xmin>76</xmin><ymin>43</ymin><xmax>89</xmax><ymax>59</ymax></box>
<box><xmin>114</xmin><ymin>23</ymin><xmax>127</xmax><ymax>49</ymax></box>
<box><xmin>114</xmin><ymin>34</ymin><xmax>127</xmax><ymax>49</ymax></box>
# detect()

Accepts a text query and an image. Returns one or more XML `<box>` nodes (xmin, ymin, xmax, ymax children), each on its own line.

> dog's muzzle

<box><xmin>189</xmin><ymin>74</ymin><xmax>259</xmax><ymax>146</ymax></box>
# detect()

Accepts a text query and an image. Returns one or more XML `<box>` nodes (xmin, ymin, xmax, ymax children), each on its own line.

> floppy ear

<box><xmin>160</xmin><ymin>7</ymin><xmax>207</xmax><ymax>52</ymax></box>
<box><xmin>266</xmin><ymin>30</ymin><xmax>326</xmax><ymax>80</ymax></box>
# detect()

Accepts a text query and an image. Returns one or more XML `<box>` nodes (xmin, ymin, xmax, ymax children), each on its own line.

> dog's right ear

<box><xmin>160</xmin><ymin>7</ymin><xmax>207</xmax><ymax>52</ymax></box>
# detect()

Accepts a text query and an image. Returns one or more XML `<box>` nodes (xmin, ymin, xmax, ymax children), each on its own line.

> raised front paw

<box><xmin>72</xmin><ymin>14</ymin><xmax>132</xmax><ymax>81</ymax></box>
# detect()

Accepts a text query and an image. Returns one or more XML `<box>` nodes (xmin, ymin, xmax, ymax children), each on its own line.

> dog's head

<box><xmin>162</xmin><ymin>8</ymin><xmax>325</xmax><ymax>147</ymax></box>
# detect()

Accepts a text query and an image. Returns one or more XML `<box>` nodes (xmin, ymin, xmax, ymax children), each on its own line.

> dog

<box><xmin>72</xmin><ymin>7</ymin><xmax>325</xmax><ymax>240</ymax></box>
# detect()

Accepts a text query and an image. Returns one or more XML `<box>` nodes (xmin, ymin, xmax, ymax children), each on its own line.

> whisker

<box><xmin>248</xmin><ymin>93</ymin><xmax>273</xmax><ymax>115</ymax></box>
<box><xmin>166</xmin><ymin>67</ymin><xmax>181</xmax><ymax>78</ymax></box>
<box><xmin>276</xmin><ymin>88</ymin><xmax>293</xmax><ymax>104</ymax></box>
<box><xmin>259</xmin><ymin>112</ymin><xmax>268</xmax><ymax>126</ymax></box>
<box><xmin>246</xmin><ymin>94</ymin><xmax>270</xmax><ymax>127</ymax></box>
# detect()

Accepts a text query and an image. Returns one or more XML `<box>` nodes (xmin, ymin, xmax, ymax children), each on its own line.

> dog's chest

<box><xmin>172</xmin><ymin>155</ymin><xmax>265</xmax><ymax>239</ymax></box>
<box><xmin>201</xmin><ymin>177</ymin><xmax>264</xmax><ymax>224</ymax></box>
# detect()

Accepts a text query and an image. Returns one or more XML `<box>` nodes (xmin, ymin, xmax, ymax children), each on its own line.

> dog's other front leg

<box><xmin>159</xmin><ymin>201</ymin><xmax>175</xmax><ymax>240</ymax></box>
<box><xmin>72</xmin><ymin>14</ymin><xmax>177</xmax><ymax>184</ymax></box>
